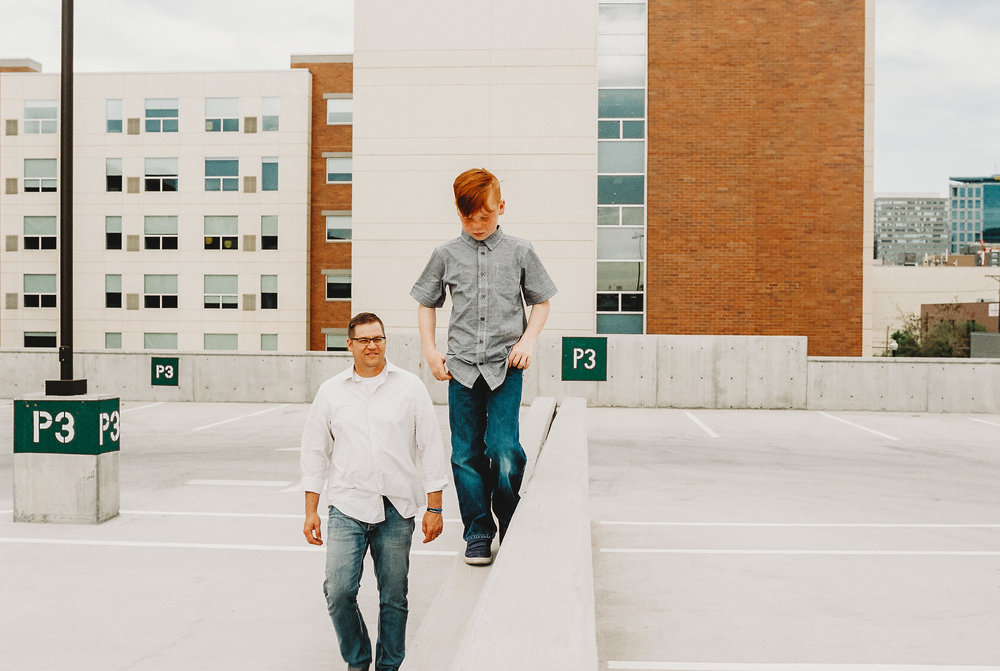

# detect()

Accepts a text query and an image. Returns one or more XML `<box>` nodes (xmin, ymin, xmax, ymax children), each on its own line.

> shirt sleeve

<box><xmin>412</xmin><ymin>378</ymin><xmax>450</xmax><ymax>494</ymax></box>
<box><xmin>300</xmin><ymin>386</ymin><xmax>334</xmax><ymax>494</ymax></box>
<box><xmin>521</xmin><ymin>242</ymin><xmax>558</xmax><ymax>306</ymax></box>
<box><xmin>410</xmin><ymin>248</ymin><xmax>448</xmax><ymax>308</ymax></box>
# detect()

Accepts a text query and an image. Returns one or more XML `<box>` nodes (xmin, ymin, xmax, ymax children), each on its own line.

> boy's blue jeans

<box><xmin>323</xmin><ymin>499</ymin><xmax>414</xmax><ymax>671</ymax></box>
<box><xmin>448</xmin><ymin>367</ymin><xmax>526</xmax><ymax>543</ymax></box>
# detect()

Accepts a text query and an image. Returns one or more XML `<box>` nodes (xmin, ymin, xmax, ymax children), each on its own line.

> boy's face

<box><xmin>459</xmin><ymin>192</ymin><xmax>504</xmax><ymax>241</ymax></box>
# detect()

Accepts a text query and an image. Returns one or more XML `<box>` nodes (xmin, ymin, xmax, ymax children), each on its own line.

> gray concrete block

<box><xmin>452</xmin><ymin>397</ymin><xmax>597</xmax><ymax>670</ymax></box>
<box><xmin>807</xmin><ymin>359</ymin><xmax>932</xmax><ymax>411</ymax></box>
<box><xmin>926</xmin><ymin>362</ymin><xmax>1000</xmax><ymax>414</ymax></box>
<box><xmin>14</xmin><ymin>452</ymin><xmax>119</xmax><ymax>524</ymax></box>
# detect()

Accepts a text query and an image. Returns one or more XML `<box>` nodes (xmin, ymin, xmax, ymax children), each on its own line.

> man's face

<box><xmin>347</xmin><ymin>320</ymin><xmax>387</xmax><ymax>377</ymax></box>
<box><xmin>459</xmin><ymin>192</ymin><xmax>504</xmax><ymax>241</ymax></box>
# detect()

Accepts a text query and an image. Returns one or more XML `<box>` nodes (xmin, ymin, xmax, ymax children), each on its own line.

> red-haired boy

<box><xmin>410</xmin><ymin>168</ymin><xmax>557</xmax><ymax>565</ymax></box>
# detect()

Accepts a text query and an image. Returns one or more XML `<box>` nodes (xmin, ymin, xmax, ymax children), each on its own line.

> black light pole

<box><xmin>46</xmin><ymin>0</ymin><xmax>87</xmax><ymax>396</ymax></box>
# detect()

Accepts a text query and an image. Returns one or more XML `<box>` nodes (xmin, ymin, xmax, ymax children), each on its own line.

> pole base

<box><xmin>44</xmin><ymin>378</ymin><xmax>88</xmax><ymax>396</ymax></box>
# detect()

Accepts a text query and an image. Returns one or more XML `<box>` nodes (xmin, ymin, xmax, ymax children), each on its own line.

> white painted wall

<box><xmin>0</xmin><ymin>70</ymin><xmax>311</xmax><ymax>352</ymax></box>
<box><xmin>351</xmin><ymin>0</ymin><xmax>598</xmax><ymax>336</ymax></box>
<box><xmin>869</xmin><ymin>265</ymin><xmax>1000</xmax><ymax>354</ymax></box>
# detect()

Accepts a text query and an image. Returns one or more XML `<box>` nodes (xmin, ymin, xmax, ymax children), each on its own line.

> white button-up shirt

<box><xmin>300</xmin><ymin>360</ymin><xmax>449</xmax><ymax>524</ymax></box>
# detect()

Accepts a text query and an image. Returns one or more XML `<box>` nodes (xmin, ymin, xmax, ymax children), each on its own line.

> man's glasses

<box><xmin>349</xmin><ymin>336</ymin><xmax>386</xmax><ymax>345</ymax></box>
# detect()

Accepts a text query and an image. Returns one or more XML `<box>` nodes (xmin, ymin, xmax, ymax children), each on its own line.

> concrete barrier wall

<box><xmin>3</xmin><ymin>334</ymin><xmax>999</xmax><ymax>412</ymax></box>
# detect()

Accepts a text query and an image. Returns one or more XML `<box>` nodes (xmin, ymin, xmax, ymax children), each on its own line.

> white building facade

<box><xmin>0</xmin><ymin>69</ymin><xmax>311</xmax><ymax>352</ymax></box>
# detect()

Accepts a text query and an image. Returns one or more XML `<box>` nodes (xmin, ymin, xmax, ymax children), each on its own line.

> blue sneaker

<box><xmin>464</xmin><ymin>538</ymin><xmax>493</xmax><ymax>565</ymax></box>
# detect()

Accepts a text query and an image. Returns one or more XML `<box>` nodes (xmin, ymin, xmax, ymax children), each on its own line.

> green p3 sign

<box><xmin>14</xmin><ymin>398</ymin><xmax>121</xmax><ymax>455</ymax></box>
<box><xmin>561</xmin><ymin>337</ymin><xmax>607</xmax><ymax>381</ymax></box>
<box><xmin>152</xmin><ymin>357</ymin><xmax>179</xmax><ymax>386</ymax></box>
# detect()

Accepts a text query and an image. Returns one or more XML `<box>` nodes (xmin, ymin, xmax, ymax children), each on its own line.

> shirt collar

<box><xmin>347</xmin><ymin>359</ymin><xmax>398</xmax><ymax>383</ymax></box>
<box><xmin>460</xmin><ymin>226</ymin><xmax>505</xmax><ymax>251</ymax></box>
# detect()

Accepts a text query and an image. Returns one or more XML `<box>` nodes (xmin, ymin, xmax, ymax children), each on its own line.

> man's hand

<box><xmin>303</xmin><ymin>511</ymin><xmax>323</xmax><ymax>546</ymax></box>
<box><xmin>426</xmin><ymin>351</ymin><xmax>453</xmax><ymax>381</ymax></box>
<box><xmin>422</xmin><ymin>511</ymin><xmax>444</xmax><ymax>543</ymax></box>
<box><xmin>508</xmin><ymin>338</ymin><xmax>535</xmax><ymax>369</ymax></box>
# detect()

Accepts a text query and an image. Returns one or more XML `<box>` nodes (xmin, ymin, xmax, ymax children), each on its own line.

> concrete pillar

<box><xmin>12</xmin><ymin>394</ymin><xmax>120</xmax><ymax>524</ymax></box>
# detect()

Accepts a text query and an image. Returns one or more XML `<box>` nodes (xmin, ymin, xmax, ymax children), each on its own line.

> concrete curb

<box><xmin>450</xmin><ymin>397</ymin><xmax>597</xmax><ymax>670</ymax></box>
<box><xmin>402</xmin><ymin>397</ymin><xmax>559</xmax><ymax>671</ymax></box>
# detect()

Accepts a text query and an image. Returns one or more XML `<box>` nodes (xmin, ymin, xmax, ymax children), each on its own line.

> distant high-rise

<box><xmin>873</xmin><ymin>195</ymin><xmax>948</xmax><ymax>265</ymax></box>
<box><xmin>948</xmin><ymin>176</ymin><xmax>1000</xmax><ymax>254</ymax></box>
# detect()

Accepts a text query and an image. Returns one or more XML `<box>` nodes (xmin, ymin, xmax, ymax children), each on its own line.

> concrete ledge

<box><xmin>402</xmin><ymin>397</ymin><xmax>559</xmax><ymax>671</ymax></box>
<box><xmin>14</xmin><ymin>452</ymin><xmax>119</xmax><ymax>524</ymax></box>
<box><xmin>450</xmin><ymin>397</ymin><xmax>597</xmax><ymax>670</ymax></box>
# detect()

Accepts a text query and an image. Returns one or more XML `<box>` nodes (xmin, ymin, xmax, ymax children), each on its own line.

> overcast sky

<box><xmin>0</xmin><ymin>0</ymin><xmax>996</xmax><ymax>197</ymax></box>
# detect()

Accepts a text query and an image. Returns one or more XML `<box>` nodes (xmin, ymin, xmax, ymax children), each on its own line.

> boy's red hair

<box><xmin>454</xmin><ymin>168</ymin><xmax>501</xmax><ymax>218</ymax></box>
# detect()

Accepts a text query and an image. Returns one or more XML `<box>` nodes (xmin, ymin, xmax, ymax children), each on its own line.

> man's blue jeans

<box><xmin>448</xmin><ymin>367</ymin><xmax>526</xmax><ymax>543</ymax></box>
<box><xmin>324</xmin><ymin>499</ymin><xmax>414</xmax><ymax>671</ymax></box>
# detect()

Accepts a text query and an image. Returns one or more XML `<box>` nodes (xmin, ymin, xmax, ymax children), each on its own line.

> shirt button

<box><xmin>481</xmin><ymin>294</ymin><xmax>485</xmax><ymax>298</ymax></box>
<box><xmin>480</xmin><ymin>339</ymin><xmax>484</xmax><ymax>343</ymax></box>
<box><xmin>480</xmin><ymin>251</ymin><xmax>485</xmax><ymax>255</ymax></box>
<box><xmin>480</xmin><ymin>317</ymin><xmax>485</xmax><ymax>321</ymax></box>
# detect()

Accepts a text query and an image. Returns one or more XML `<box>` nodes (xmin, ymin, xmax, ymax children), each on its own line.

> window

<box><xmin>144</xmin><ymin>332</ymin><xmax>177</xmax><ymax>349</ymax></box>
<box><xmin>205</xmin><ymin>97</ymin><xmax>239</xmax><ymax>132</ymax></box>
<box><xmin>262</xmin><ymin>157</ymin><xmax>278</xmax><ymax>191</ymax></box>
<box><xmin>325</xmin><ymin>329</ymin><xmax>348</xmax><ymax>352</ymax></box>
<box><xmin>105</xmin><ymin>332</ymin><xmax>122</xmax><ymax>349</ymax></box>
<box><xmin>261</xmin><ymin>334</ymin><xmax>278</xmax><ymax>351</ymax></box>
<box><xmin>204</xmin><ymin>275</ymin><xmax>238</xmax><ymax>309</ymax></box>
<box><xmin>25</xmin><ymin>100</ymin><xmax>57</xmax><ymax>134</ymax></box>
<box><xmin>144</xmin><ymin>274</ymin><xmax>178</xmax><ymax>308</ymax></box>
<box><xmin>204</xmin><ymin>216</ymin><xmax>238</xmax><ymax>250</ymax></box>
<box><xmin>106</xmin><ymin>216</ymin><xmax>123</xmax><ymax>250</ymax></box>
<box><xmin>145</xmin><ymin>158</ymin><xmax>178</xmax><ymax>192</ymax></box>
<box><xmin>24</xmin><ymin>274</ymin><xmax>57</xmax><ymax>308</ymax></box>
<box><xmin>326</xmin><ymin>97</ymin><xmax>352</xmax><ymax>125</ymax></box>
<box><xmin>325</xmin><ymin>272</ymin><xmax>351</xmax><ymax>300</ymax></box>
<box><xmin>262</xmin><ymin>97</ymin><xmax>279</xmax><ymax>131</ymax></box>
<box><xmin>105</xmin><ymin>274</ymin><xmax>122</xmax><ymax>308</ymax></box>
<box><xmin>204</xmin><ymin>333</ymin><xmax>238</xmax><ymax>350</ymax></box>
<box><xmin>144</xmin><ymin>216</ymin><xmax>178</xmax><ymax>250</ymax></box>
<box><xmin>261</xmin><ymin>275</ymin><xmax>277</xmax><ymax>309</ymax></box>
<box><xmin>261</xmin><ymin>215</ymin><xmax>278</xmax><ymax>250</ymax></box>
<box><xmin>145</xmin><ymin>98</ymin><xmax>178</xmax><ymax>132</ymax></box>
<box><xmin>24</xmin><ymin>159</ymin><xmax>57</xmax><ymax>192</ymax></box>
<box><xmin>106</xmin><ymin>158</ymin><xmax>123</xmax><ymax>192</ymax></box>
<box><xmin>326</xmin><ymin>213</ymin><xmax>352</xmax><ymax>241</ymax></box>
<box><xmin>24</xmin><ymin>331</ymin><xmax>57</xmax><ymax>348</ymax></box>
<box><xmin>24</xmin><ymin>216</ymin><xmax>56</xmax><ymax>250</ymax></box>
<box><xmin>106</xmin><ymin>99</ymin><xmax>122</xmax><ymax>133</ymax></box>
<box><xmin>326</xmin><ymin>157</ymin><xmax>352</xmax><ymax>183</ymax></box>
<box><xmin>205</xmin><ymin>159</ymin><xmax>239</xmax><ymax>191</ymax></box>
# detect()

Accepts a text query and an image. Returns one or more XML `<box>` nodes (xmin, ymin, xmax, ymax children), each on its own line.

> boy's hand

<box><xmin>426</xmin><ymin>351</ymin><xmax>453</xmax><ymax>380</ymax></box>
<box><xmin>422</xmin><ymin>511</ymin><xmax>444</xmax><ymax>543</ymax></box>
<box><xmin>508</xmin><ymin>339</ymin><xmax>535</xmax><ymax>369</ymax></box>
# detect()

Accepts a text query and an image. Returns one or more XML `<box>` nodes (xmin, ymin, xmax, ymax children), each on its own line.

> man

<box><xmin>301</xmin><ymin>312</ymin><xmax>448</xmax><ymax>671</ymax></box>
<box><xmin>411</xmin><ymin>168</ymin><xmax>557</xmax><ymax>564</ymax></box>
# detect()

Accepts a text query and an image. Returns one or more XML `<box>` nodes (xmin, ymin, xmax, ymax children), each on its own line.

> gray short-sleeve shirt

<box><xmin>410</xmin><ymin>227</ymin><xmax>557</xmax><ymax>390</ymax></box>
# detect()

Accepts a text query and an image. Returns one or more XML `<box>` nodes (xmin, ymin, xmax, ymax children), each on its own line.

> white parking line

<box><xmin>276</xmin><ymin>447</ymin><xmax>301</xmax><ymax>452</ymax></box>
<box><xmin>121</xmin><ymin>509</ymin><xmax>301</xmax><ymax>519</ymax></box>
<box><xmin>600</xmin><ymin>548</ymin><xmax>1000</xmax><ymax>556</ymax></box>
<box><xmin>122</xmin><ymin>402</ymin><xmax>164</xmax><ymax>414</ymax></box>
<box><xmin>186</xmin><ymin>479</ymin><xmax>292</xmax><ymax>487</ymax></box>
<box><xmin>191</xmin><ymin>405</ymin><xmax>287</xmax><ymax>432</ymax></box>
<box><xmin>816</xmin><ymin>411</ymin><xmax>900</xmax><ymax>441</ymax></box>
<box><xmin>608</xmin><ymin>663</ymin><xmax>1000</xmax><ymax>670</ymax></box>
<box><xmin>683</xmin><ymin>411</ymin><xmax>719</xmax><ymax>438</ymax></box>
<box><xmin>0</xmin><ymin>537</ymin><xmax>457</xmax><ymax>555</ymax></box>
<box><xmin>599</xmin><ymin>521</ymin><xmax>1000</xmax><ymax>528</ymax></box>
<box><xmin>968</xmin><ymin>417</ymin><xmax>1000</xmax><ymax>428</ymax></box>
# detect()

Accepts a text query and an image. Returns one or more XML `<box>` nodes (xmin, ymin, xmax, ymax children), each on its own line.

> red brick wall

<box><xmin>646</xmin><ymin>1</ymin><xmax>865</xmax><ymax>355</ymax></box>
<box><xmin>291</xmin><ymin>60</ymin><xmax>353</xmax><ymax>350</ymax></box>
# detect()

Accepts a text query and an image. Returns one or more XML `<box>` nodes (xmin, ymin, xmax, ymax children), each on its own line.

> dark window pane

<box><xmin>222</xmin><ymin>236</ymin><xmax>238</xmax><ymax>250</ymax></box>
<box><xmin>41</xmin><ymin>237</ymin><xmax>57</xmax><ymax>250</ymax></box>
<box><xmin>145</xmin><ymin>236</ymin><xmax>161</xmax><ymax>250</ymax></box>
<box><xmin>41</xmin><ymin>295</ymin><xmax>57</xmax><ymax>307</ymax></box>
<box><xmin>161</xmin><ymin>237</ymin><xmax>178</xmax><ymax>250</ymax></box>
<box><xmin>106</xmin><ymin>293</ymin><xmax>122</xmax><ymax>308</ymax></box>
<box><xmin>261</xmin><ymin>235</ymin><xmax>278</xmax><ymax>250</ymax></box>
<box><xmin>622</xmin><ymin>120</ymin><xmax>644</xmax><ymax>138</ymax></box>
<box><xmin>162</xmin><ymin>295</ymin><xmax>178</xmax><ymax>308</ymax></box>
<box><xmin>596</xmin><ymin>293</ymin><xmax>619</xmax><ymax>311</ymax></box>
<box><xmin>145</xmin><ymin>295</ymin><xmax>159</xmax><ymax>308</ymax></box>
<box><xmin>24</xmin><ymin>333</ymin><xmax>57</xmax><ymax>348</ymax></box>
<box><xmin>106</xmin><ymin>176</ymin><xmax>122</xmax><ymax>192</ymax></box>
<box><xmin>24</xmin><ymin>238</ymin><xmax>40</xmax><ymax>250</ymax></box>
<box><xmin>106</xmin><ymin>232</ymin><xmax>122</xmax><ymax>250</ymax></box>
<box><xmin>598</xmin><ymin>89</ymin><xmax>644</xmax><ymax>119</ymax></box>
<box><xmin>222</xmin><ymin>118</ymin><xmax>239</xmax><ymax>132</ymax></box>
<box><xmin>598</xmin><ymin>120</ymin><xmax>619</xmax><ymax>139</ymax></box>
<box><xmin>25</xmin><ymin>295</ymin><xmax>40</xmax><ymax>308</ymax></box>
<box><xmin>204</xmin><ymin>237</ymin><xmax>220</xmax><ymax>250</ymax></box>
<box><xmin>598</xmin><ymin>176</ymin><xmax>644</xmax><ymax>205</ymax></box>
<box><xmin>261</xmin><ymin>293</ymin><xmax>278</xmax><ymax>310</ymax></box>
<box><xmin>621</xmin><ymin>293</ymin><xmax>643</xmax><ymax>312</ymax></box>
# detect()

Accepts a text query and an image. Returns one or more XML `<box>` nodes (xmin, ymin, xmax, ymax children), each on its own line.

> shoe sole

<box><xmin>464</xmin><ymin>555</ymin><xmax>493</xmax><ymax>566</ymax></box>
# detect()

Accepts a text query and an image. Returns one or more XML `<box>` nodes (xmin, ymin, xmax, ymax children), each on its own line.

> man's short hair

<box><xmin>348</xmin><ymin>312</ymin><xmax>385</xmax><ymax>337</ymax></box>
<box><xmin>454</xmin><ymin>168</ymin><xmax>501</xmax><ymax>218</ymax></box>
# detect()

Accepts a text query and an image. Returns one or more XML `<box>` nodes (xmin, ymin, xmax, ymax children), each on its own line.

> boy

<box><xmin>410</xmin><ymin>168</ymin><xmax>557</xmax><ymax>565</ymax></box>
